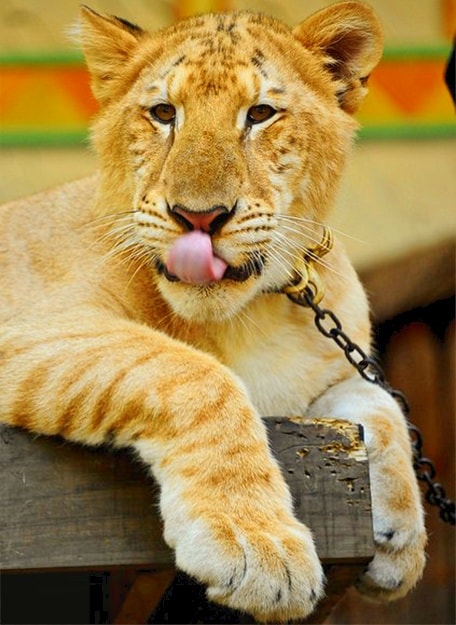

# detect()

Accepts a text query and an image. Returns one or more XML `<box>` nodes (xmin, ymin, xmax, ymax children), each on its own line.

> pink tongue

<box><xmin>167</xmin><ymin>231</ymin><xmax>228</xmax><ymax>284</ymax></box>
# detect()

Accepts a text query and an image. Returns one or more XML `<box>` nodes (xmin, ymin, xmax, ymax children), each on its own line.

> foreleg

<box><xmin>308</xmin><ymin>376</ymin><xmax>426</xmax><ymax>601</ymax></box>
<box><xmin>0</xmin><ymin>310</ymin><xmax>324</xmax><ymax>622</ymax></box>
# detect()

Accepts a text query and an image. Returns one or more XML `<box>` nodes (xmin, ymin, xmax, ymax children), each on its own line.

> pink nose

<box><xmin>170</xmin><ymin>204</ymin><xmax>230</xmax><ymax>233</ymax></box>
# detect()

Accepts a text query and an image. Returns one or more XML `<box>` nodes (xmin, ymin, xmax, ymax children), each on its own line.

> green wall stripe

<box><xmin>0</xmin><ymin>131</ymin><xmax>90</xmax><ymax>147</ymax></box>
<box><xmin>381</xmin><ymin>44</ymin><xmax>452</xmax><ymax>61</ymax></box>
<box><xmin>0</xmin><ymin>51</ymin><xmax>84</xmax><ymax>65</ymax></box>
<box><xmin>2</xmin><ymin>125</ymin><xmax>455</xmax><ymax>147</ymax></box>
<box><xmin>359</xmin><ymin>124</ymin><xmax>456</xmax><ymax>140</ymax></box>
<box><xmin>0</xmin><ymin>45</ymin><xmax>451</xmax><ymax>65</ymax></box>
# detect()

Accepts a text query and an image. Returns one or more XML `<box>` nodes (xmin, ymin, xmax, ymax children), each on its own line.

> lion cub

<box><xmin>0</xmin><ymin>2</ymin><xmax>426</xmax><ymax>621</ymax></box>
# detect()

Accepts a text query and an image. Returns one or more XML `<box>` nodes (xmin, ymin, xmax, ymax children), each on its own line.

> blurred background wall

<box><xmin>0</xmin><ymin>2</ymin><xmax>454</xmax><ymax>624</ymax></box>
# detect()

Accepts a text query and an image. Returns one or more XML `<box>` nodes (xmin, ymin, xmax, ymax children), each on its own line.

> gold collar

<box><xmin>280</xmin><ymin>226</ymin><xmax>333</xmax><ymax>305</ymax></box>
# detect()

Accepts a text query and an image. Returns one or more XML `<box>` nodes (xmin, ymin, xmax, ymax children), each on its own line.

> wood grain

<box><xmin>0</xmin><ymin>417</ymin><xmax>373</xmax><ymax>572</ymax></box>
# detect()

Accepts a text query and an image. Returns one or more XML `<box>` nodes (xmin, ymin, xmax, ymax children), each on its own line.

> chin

<box><xmin>157</xmin><ymin>277</ymin><xmax>263</xmax><ymax>323</ymax></box>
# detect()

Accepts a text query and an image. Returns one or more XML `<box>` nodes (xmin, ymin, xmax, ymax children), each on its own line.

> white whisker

<box><xmin>233</xmin><ymin>305</ymin><xmax>268</xmax><ymax>341</ymax></box>
<box><xmin>276</xmin><ymin>214</ymin><xmax>364</xmax><ymax>243</ymax></box>
<box><xmin>275</xmin><ymin>221</ymin><xmax>327</xmax><ymax>248</ymax></box>
<box><xmin>272</xmin><ymin>231</ymin><xmax>343</xmax><ymax>279</ymax></box>
<box><xmin>266</xmin><ymin>242</ymin><xmax>297</xmax><ymax>283</ymax></box>
<box><xmin>123</xmin><ymin>249</ymin><xmax>153</xmax><ymax>292</ymax></box>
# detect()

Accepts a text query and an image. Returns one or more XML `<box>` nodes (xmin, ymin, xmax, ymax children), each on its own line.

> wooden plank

<box><xmin>266</xmin><ymin>418</ymin><xmax>373</xmax><ymax>562</ymax></box>
<box><xmin>0</xmin><ymin>417</ymin><xmax>374</xmax><ymax>572</ymax></box>
<box><xmin>0</xmin><ymin>426</ymin><xmax>171</xmax><ymax>571</ymax></box>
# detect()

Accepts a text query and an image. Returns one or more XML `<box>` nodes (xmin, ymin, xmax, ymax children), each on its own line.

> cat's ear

<box><xmin>293</xmin><ymin>1</ymin><xmax>383</xmax><ymax>114</ymax></box>
<box><xmin>75</xmin><ymin>6</ymin><xmax>145</xmax><ymax>104</ymax></box>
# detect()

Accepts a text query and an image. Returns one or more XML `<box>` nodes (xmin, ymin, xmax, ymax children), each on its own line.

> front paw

<box><xmin>357</xmin><ymin>464</ymin><xmax>427</xmax><ymax>601</ymax></box>
<box><xmin>171</xmin><ymin>510</ymin><xmax>324</xmax><ymax>622</ymax></box>
<box><xmin>357</xmin><ymin>536</ymin><xmax>426</xmax><ymax>602</ymax></box>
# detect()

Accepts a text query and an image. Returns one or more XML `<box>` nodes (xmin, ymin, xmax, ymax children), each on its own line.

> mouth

<box><xmin>155</xmin><ymin>254</ymin><xmax>264</xmax><ymax>284</ymax></box>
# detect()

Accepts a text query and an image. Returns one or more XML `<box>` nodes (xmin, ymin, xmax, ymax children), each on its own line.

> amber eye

<box><xmin>150</xmin><ymin>103</ymin><xmax>176</xmax><ymax>124</ymax></box>
<box><xmin>246</xmin><ymin>104</ymin><xmax>276</xmax><ymax>125</ymax></box>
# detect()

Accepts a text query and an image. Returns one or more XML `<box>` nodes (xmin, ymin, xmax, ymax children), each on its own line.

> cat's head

<box><xmin>78</xmin><ymin>3</ymin><xmax>382</xmax><ymax>322</ymax></box>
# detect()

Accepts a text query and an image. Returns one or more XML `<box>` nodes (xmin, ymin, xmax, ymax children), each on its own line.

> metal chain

<box><xmin>286</xmin><ymin>285</ymin><xmax>455</xmax><ymax>526</ymax></box>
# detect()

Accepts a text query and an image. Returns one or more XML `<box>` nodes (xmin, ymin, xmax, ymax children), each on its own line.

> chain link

<box><xmin>287</xmin><ymin>285</ymin><xmax>455</xmax><ymax>526</ymax></box>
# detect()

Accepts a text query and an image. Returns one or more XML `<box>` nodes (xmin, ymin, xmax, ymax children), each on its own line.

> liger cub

<box><xmin>0</xmin><ymin>2</ymin><xmax>426</xmax><ymax>622</ymax></box>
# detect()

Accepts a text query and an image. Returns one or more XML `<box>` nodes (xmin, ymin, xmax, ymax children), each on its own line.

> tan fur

<box><xmin>0</xmin><ymin>3</ymin><xmax>426</xmax><ymax>621</ymax></box>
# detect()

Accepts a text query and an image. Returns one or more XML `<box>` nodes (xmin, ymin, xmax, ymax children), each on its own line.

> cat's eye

<box><xmin>246</xmin><ymin>104</ymin><xmax>276</xmax><ymax>125</ymax></box>
<box><xmin>150</xmin><ymin>103</ymin><xmax>176</xmax><ymax>124</ymax></box>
